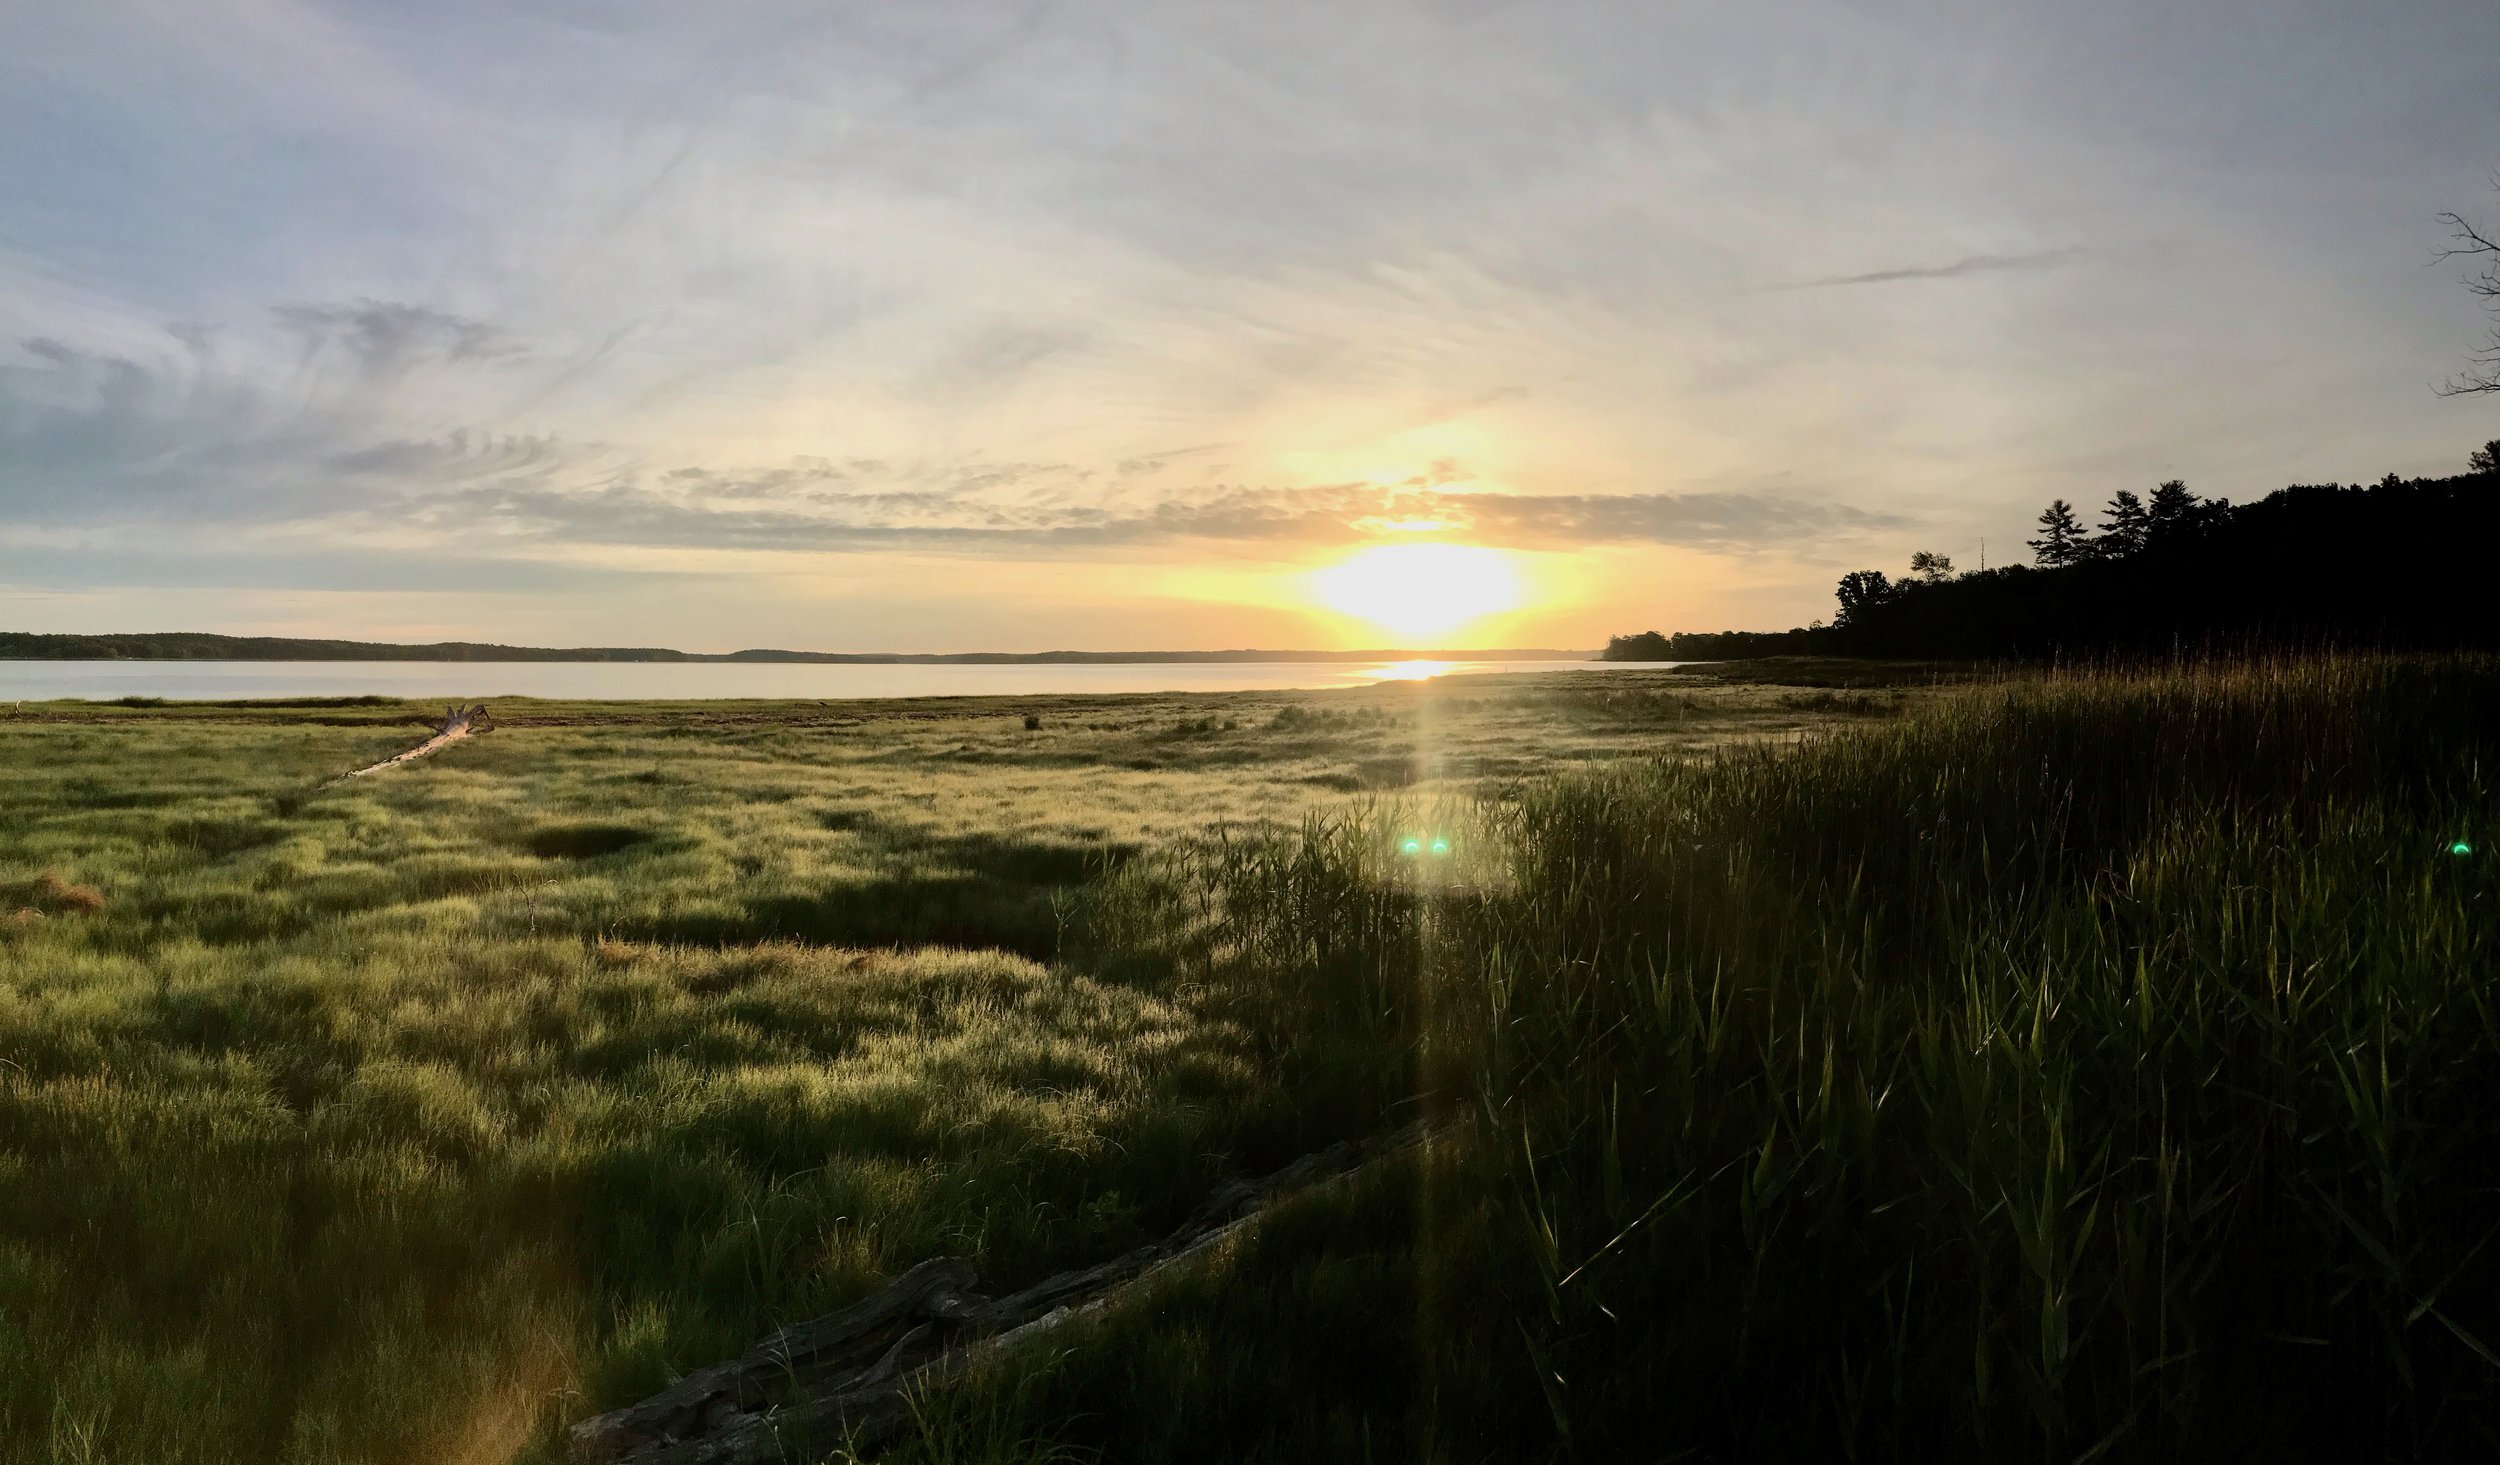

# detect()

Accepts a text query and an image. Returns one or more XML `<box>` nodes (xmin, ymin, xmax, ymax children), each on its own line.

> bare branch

<box><xmin>2435</xmin><ymin>210</ymin><xmax>2500</xmax><ymax>263</ymax></box>
<box><xmin>2436</xmin><ymin>192</ymin><xmax>2500</xmax><ymax>396</ymax></box>
<box><xmin>2436</xmin><ymin>362</ymin><xmax>2500</xmax><ymax>397</ymax></box>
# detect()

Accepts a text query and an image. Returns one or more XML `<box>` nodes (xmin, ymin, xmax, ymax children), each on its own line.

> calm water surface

<box><xmin>0</xmin><ymin>658</ymin><xmax>1658</xmax><ymax>702</ymax></box>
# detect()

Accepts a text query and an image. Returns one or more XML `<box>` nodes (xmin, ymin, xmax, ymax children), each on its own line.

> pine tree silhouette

<box><xmin>2098</xmin><ymin>490</ymin><xmax>2150</xmax><ymax>557</ymax></box>
<box><xmin>2029</xmin><ymin>499</ymin><xmax>2087</xmax><ymax>566</ymax></box>
<box><xmin>2147</xmin><ymin>479</ymin><xmax>2198</xmax><ymax>531</ymax></box>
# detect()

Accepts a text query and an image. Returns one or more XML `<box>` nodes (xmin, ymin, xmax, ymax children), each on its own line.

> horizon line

<box><xmin>0</xmin><ymin>630</ymin><xmax>1599</xmax><ymax>665</ymax></box>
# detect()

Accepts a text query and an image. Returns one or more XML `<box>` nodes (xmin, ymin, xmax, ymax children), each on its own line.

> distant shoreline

<box><xmin>0</xmin><ymin>632</ymin><xmax>1593</xmax><ymax>665</ymax></box>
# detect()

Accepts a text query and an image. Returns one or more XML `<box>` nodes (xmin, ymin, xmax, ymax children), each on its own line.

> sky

<box><xmin>2</xmin><ymin>1</ymin><xmax>2497</xmax><ymax>653</ymax></box>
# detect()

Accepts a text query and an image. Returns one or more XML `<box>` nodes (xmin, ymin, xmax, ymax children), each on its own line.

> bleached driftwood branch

<box><xmin>341</xmin><ymin>702</ymin><xmax>493</xmax><ymax>779</ymax></box>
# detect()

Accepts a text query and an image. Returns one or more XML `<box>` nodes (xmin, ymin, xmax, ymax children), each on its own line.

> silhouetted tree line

<box><xmin>1607</xmin><ymin>441</ymin><xmax>2500</xmax><ymax>661</ymax></box>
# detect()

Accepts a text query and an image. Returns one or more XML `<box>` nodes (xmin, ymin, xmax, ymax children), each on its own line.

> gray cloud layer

<box><xmin>0</xmin><ymin>322</ymin><xmax>1894</xmax><ymax>556</ymax></box>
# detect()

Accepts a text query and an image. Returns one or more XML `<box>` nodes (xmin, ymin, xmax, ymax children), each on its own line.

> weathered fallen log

<box><xmin>340</xmin><ymin>702</ymin><xmax>492</xmax><ymax>779</ymax></box>
<box><xmin>569</xmin><ymin>1123</ymin><xmax>1430</xmax><ymax>1465</ymax></box>
<box><xmin>565</xmin><ymin>1258</ymin><xmax>976</xmax><ymax>1465</ymax></box>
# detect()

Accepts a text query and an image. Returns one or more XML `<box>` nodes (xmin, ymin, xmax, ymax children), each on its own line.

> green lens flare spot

<box><xmin>2451</xmin><ymin>841</ymin><xmax>2475</xmax><ymax>856</ymax></box>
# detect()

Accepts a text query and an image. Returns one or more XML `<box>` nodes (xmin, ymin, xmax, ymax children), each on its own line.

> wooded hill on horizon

<box><xmin>1609</xmin><ymin>442</ymin><xmax>2500</xmax><ymax>661</ymax></box>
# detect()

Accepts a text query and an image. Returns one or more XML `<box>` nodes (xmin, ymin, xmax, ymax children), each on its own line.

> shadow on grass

<box><xmin>522</xmin><ymin>824</ymin><xmax>653</xmax><ymax>860</ymax></box>
<box><xmin>169</xmin><ymin>816</ymin><xmax>290</xmax><ymax>858</ymax></box>
<box><xmin>623</xmin><ymin>822</ymin><xmax>1140</xmax><ymax>959</ymax></box>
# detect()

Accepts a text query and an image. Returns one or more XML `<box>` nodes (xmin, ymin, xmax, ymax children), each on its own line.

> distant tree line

<box><xmin>0</xmin><ymin>632</ymin><xmax>698</xmax><ymax>662</ymax></box>
<box><xmin>1607</xmin><ymin>441</ymin><xmax>2500</xmax><ymax>661</ymax></box>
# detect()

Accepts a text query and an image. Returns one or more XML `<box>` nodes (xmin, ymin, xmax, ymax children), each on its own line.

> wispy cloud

<box><xmin>0</xmin><ymin>317</ymin><xmax>568</xmax><ymax>524</ymax></box>
<box><xmin>272</xmin><ymin>300</ymin><xmax>519</xmax><ymax>378</ymax></box>
<box><xmin>1767</xmin><ymin>248</ymin><xmax>2088</xmax><ymax>291</ymax></box>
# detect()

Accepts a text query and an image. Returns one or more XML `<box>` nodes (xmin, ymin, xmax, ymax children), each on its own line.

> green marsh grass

<box><xmin>0</xmin><ymin>673</ymin><xmax>1819</xmax><ymax>1463</ymax></box>
<box><xmin>36</xmin><ymin>661</ymin><xmax>2477</xmax><ymax>1461</ymax></box>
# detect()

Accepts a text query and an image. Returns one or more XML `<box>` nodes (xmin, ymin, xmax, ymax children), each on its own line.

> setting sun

<box><xmin>1310</xmin><ymin>542</ymin><xmax>1522</xmax><ymax>641</ymax></box>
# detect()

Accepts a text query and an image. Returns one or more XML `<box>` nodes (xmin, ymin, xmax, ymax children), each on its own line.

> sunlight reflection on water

<box><xmin>1373</xmin><ymin>659</ymin><xmax>1459</xmax><ymax>682</ymax></box>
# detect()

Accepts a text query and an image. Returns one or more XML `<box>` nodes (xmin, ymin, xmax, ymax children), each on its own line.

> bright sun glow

<box><xmin>1311</xmin><ymin>542</ymin><xmax>1522</xmax><ymax>641</ymax></box>
<box><xmin>1375</xmin><ymin>659</ymin><xmax>1457</xmax><ymax>681</ymax></box>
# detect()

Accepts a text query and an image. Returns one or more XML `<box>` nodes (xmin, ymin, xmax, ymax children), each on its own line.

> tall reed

<box><xmin>1047</xmin><ymin>657</ymin><xmax>2500</xmax><ymax>1459</ymax></box>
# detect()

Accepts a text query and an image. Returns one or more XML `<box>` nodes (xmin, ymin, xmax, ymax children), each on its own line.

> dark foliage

<box><xmin>1608</xmin><ymin>458</ymin><xmax>2500</xmax><ymax>661</ymax></box>
<box><xmin>1832</xmin><ymin>569</ymin><xmax>1895</xmax><ymax>627</ymax></box>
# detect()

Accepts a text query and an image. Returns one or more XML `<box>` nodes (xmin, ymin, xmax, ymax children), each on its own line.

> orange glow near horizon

<box><xmin>1309</xmin><ymin>542</ymin><xmax>1523</xmax><ymax>642</ymax></box>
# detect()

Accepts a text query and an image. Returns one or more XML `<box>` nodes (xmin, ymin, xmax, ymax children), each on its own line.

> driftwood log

<box><xmin>341</xmin><ymin>702</ymin><xmax>493</xmax><ymax>779</ymax></box>
<box><xmin>569</xmin><ymin>1123</ymin><xmax>1429</xmax><ymax>1465</ymax></box>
